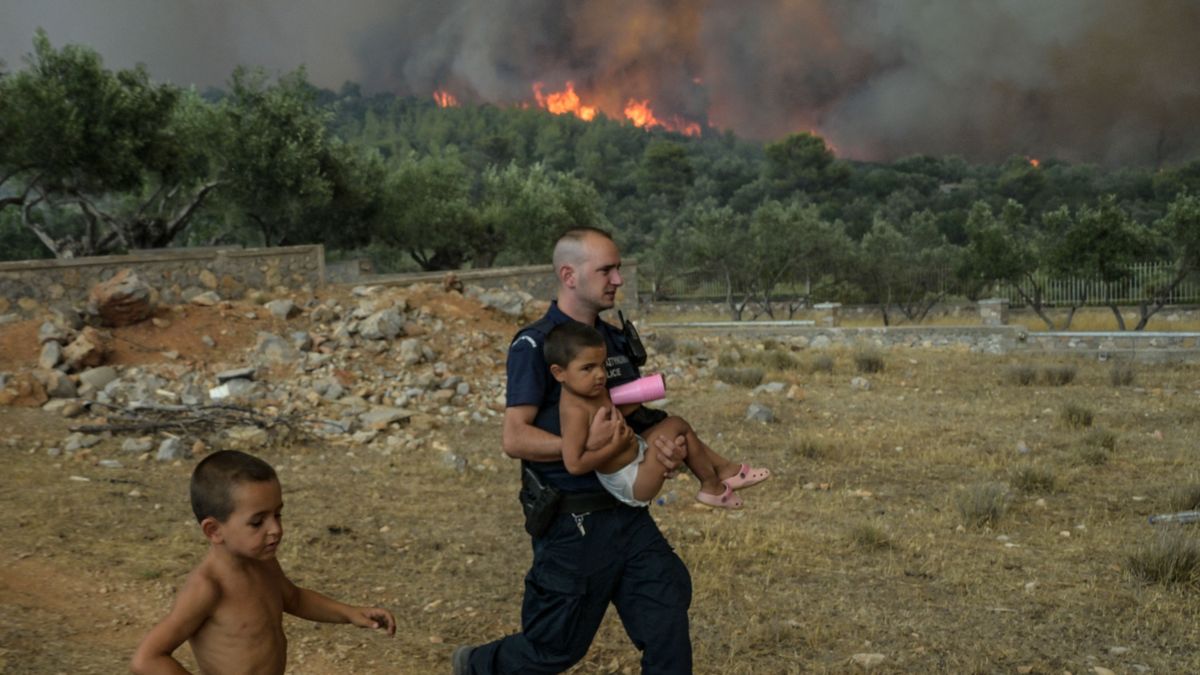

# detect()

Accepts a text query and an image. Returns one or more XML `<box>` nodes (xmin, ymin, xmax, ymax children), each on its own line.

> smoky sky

<box><xmin>3</xmin><ymin>0</ymin><xmax>1198</xmax><ymax>165</ymax></box>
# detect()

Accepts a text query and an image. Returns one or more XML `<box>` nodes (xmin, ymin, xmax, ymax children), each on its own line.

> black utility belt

<box><xmin>558</xmin><ymin>490</ymin><xmax>618</xmax><ymax>515</ymax></box>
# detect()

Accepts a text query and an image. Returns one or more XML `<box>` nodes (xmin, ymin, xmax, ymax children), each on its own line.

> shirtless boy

<box><xmin>547</xmin><ymin>321</ymin><xmax>768</xmax><ymax>509</ymax></box>
<box><xmin>131</xmin><ymin>450</ymin><xmax>395</xmax><ymax>674</ymax></box>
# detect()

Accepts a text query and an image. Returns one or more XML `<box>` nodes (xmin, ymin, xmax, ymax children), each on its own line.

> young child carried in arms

<box><xmin>131</xmin><ymin>450</ymin><xmax>395</xmax><ymax>675</ymax></box>
<box><xmin>547</xmin><ymin>322</ymin><xmax>767</xmax><ymax>509</ymax></box>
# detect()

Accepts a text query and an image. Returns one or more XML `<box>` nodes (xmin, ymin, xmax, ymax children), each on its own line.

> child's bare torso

<box><xmin>561</xmin><ymin>389</ymin><xmax>640</xmax><ymax>474</ymax></box>
<box><xmin>191</xmin><ymin>555</ymin><xmax>289</xmax><ymax>675</ymax></box>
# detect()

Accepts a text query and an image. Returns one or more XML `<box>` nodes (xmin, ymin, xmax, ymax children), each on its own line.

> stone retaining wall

<box><xmin>0</xmin><ymin>245</ymin><xmax>324</xmax><ymax>315</ymax></box>
<box><xmin>648</xmin><ymin>323</ymin><xmax>1200</xmax><ymax>362</ymax></box>
<box><xmin>347</xmin><ymin>261</ymin><xmax>639</xmax><ymax>306</ymax></box>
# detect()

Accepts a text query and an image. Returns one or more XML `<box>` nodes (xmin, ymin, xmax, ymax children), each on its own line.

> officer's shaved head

<box><xmin>553</xmin><ymin>227</ymin><xmax>613</xmax><ymax>273</ymax></box>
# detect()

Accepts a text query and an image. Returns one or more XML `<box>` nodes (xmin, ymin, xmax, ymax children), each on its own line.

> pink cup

<box><xmin>610</xmin><ymin>373</ymin><xmax>666</xmax><ymax>405</ymax></box>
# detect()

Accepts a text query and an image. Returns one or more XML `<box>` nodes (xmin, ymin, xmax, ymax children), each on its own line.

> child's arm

<box><xmin>130</xmin><ymin>573</ymin><xmax>220</xmax><ymax>675</ymax></box>
<box><xmin>279</xmin><ymin>565</ymin><xmax>396</xmax><ymax>636</ymax></box>
<box><xmin>560</xmin><ymin>401</ymin><xmax>633</xmax><ymax>475</ymax></box>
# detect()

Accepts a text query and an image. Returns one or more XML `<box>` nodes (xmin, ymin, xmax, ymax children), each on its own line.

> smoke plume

<box><xmin>3</xmin><ymin>0</ymin><xmax>1198</xmax><ymax>165</ymax></box>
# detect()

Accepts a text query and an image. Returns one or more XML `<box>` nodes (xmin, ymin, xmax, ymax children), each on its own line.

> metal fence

<box><xmin>993</xmin><ymin>262</ymin><xmax>1200</xmax><ymax>306</ymax></box>
<box><xmin>646</xmin><ymin>261</ymin><xmax>1200</xmax><ymax>307</ymax></box>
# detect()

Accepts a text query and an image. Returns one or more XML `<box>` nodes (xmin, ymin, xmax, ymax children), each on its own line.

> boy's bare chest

<box><xmin>210</xmin><ymin>567</ymin><xmax>286</xmax><ymax>636</ymax></box>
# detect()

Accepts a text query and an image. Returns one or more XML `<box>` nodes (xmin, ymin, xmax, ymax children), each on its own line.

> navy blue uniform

<box><xmin>468</xmin><ymin>301</ymin><xmax>693</xmax><ymax>674</ymax></box>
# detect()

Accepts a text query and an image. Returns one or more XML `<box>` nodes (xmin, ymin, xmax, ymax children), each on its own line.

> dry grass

<box><xmin>852</xmin><ymin>348</ymin><xmax>885</xmax><ymax>374</ymax></box>
<box><xmin>5</xmin><ymin>347</ymin><xmax>1200</xmax><ymax>673</ymax></box>
<box><xmin>714</xmin><ymin>366</ymin><xmax>765</xmax><ymax>387</ymax></box>
<box><xmin>1060</xmin><ymin>401</ymin><xmax>1095</xmax><ymax>429</ymax></box>
<box><xmin>1110</xmin><ymin>361</ymin><xmax>1137</xmax><ymax>387</ymax></box>
<box><xmin>1042</xmin><ymin>364</ymin><xmax>1078</xmax><ymax>386</ymax></box>
<box><xmin>1126</xmin><ymin>527</ymin><xmax>1200</xmax><ymax>586</ymax></box>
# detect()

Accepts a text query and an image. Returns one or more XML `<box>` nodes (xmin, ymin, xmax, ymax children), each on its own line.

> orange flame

<box><xmin>623</xmin><ymin>99</ymin><xmax>661</xmax><ymax>129</ymax></box>
<box><xmin>532</xmin><ymin>81</ymin><xmax>597</xmax><ymax>121</ymax></box>
<box><xmin>433</xmin><ymin>89</ymin><xmax>459</xmax><ymax>108</ymax></box>
<box><xmin>1028</xmin><ymin>157</ymin><xmax>1040</xmax><ymax>168</ymax></box>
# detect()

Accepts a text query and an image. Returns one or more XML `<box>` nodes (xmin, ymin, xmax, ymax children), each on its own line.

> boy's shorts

<box><xmin>597</xmin><ymin>436</ymin><xmax>651</xmax><ymax>507</ymax></box>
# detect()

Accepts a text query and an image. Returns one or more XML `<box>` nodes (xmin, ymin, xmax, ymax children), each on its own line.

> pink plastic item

<box><xmin>610</xmin><ymin>373</ymin><xmax>666</xmax><ymax>405</ymax></box>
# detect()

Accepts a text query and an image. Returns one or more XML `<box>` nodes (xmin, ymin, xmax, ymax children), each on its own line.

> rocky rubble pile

<box><xmin>0</xmin><ymin>276</ymin><xmax>559</xmax><ymax>470</ymax></box>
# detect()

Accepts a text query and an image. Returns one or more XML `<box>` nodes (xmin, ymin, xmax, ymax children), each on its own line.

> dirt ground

<box><xmin>4</xmin><ymin>310</ymin><xmax>1200</xmax><ymax>673</ymax></box>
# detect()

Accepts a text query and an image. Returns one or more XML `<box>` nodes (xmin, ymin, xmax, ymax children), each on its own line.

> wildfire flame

<box><xmin>433</xmin><ymin>89</ymin><xmax>459</xmax><ymax>108</ymax></box>
<box><xmin>532</xmin><ymin>81</ymin><xmax>597</xmax><ymax>121</ymax></box>
<box><xmin>1028</xmin><ymin>157</ymin><xmax>1040</xmax><ymax>168</ymax></box>
<box><xmin>623</xmin><ymin>99</ymin><xmax>661</xmax><ymax>129</ymax></box>
<box><xmin>530</xmin><ymin>82</ymin><xmax>700</xmax><ymax>137</ymax></box>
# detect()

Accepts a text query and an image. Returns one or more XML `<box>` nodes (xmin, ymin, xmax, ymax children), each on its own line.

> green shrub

<box><xmin>790</xmin><ymin>437</ymin><xmax>827</xmax><ymax>459</ymax></box>
<box><xmin>1168</xmin><ymin>485</ymin><xmax>1200</xmax><ymax>512</ymax></box>
<box><xmin>1011</xmin><ymin>465</ymin><xmax>1057</xmax><ymax>493</ymax></box>
<box><xmin>746</xmin><ymin>349</ymin><xmax>803</xmax><ymax>372</ymax></box>
<box><xmin>1126</xmin><ymin>528</ymin><xmax>1200</xmax><ymax>586</ymax></box>
<box><xmin>849</xmin><ymin>523</ymin><xmax>892</xmax><ymax>550</ymax></box>
<box><xmin>956</xmin><ymin>482</ymin><xmax>1010</xmax><ymax>528</ymax></box>
<box><xmin>1084</xmin><ymin>427</ymin><xmax>1117</xmax><ymax>452</ymax></box>
<box><xmin>1075</xmin><ymin>445</ymin><xmax>1110</xmax><ymax>466</ymax></box>
<box><xmin>714</xmin><ymin>366</ymin><xmax>765</xmax><ymax>388</ymax></box>
<box><xmin>1004</xmin><ymin>365</ymin><xmax>1038</xmax><ymax>386</ymax></box>
<box><xmin>1061</xmin><ymin>402</ymin><xmax>1094</xmax><ymax>429</ymax></box>
<box><xmin>1041</xmin><ymin>365</ymin><xmax>1077</xmax><ymax>386</ymax></box>
<box><xmin>677</xmin><ymin>339</ymin><xmax>705</xmax><ymax>357</ymax></box>
<box><xmin>650</xmin><ymin>333</ymin><xmax>676</xmax><ymax>355</ymax></box>
<box><xmin>809</xmin><ymin>354</ymin><xmax>835</xmax><ymax>374</ymax></box>
<box><xmin>1110</xmin><ymin>362</ymin><xmax>1136</xmax><ymax>387</ymax></box>
<box><xmin>854</xmin><ymin>349</ymin><xmax>885</xmax><ymax>374</ymax></box>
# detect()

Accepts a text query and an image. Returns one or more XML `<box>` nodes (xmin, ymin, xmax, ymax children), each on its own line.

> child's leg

<box><xmin>641</xmin><ymin>417</ymin><xmax>726</xmax><ymax>497</ymax></box>
<box><xmin>634</xmin><ymin>417</ymin><xmax>692</xmax><ymax>502</ymax></box>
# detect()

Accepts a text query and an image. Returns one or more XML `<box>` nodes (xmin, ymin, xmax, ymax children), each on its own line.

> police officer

<box><xmin>454</xmin><ymin>227</ymin><xmax>693</xmax><ymax>674</ymax></box>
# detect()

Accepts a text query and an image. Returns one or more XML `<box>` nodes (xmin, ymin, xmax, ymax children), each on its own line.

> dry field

<box><xmin>3</xmin><ymin>340</ymin><xmax>1200</xmax><ymax>674</ymax></box>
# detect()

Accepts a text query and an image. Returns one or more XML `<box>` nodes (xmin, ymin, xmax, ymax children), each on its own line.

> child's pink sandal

<box><xmin>722</xmin><ymin>463</ymin><xmax>771</xmax><ymax>491</ymax></box>
<box><xmin>696</xmin><ymin>484</ymin><xmax>743</xmax><ymax>509</ymax></box>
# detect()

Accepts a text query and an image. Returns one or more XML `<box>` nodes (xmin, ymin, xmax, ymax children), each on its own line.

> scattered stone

<box><xmin>351</xmin><ymin>430</ymin><xmax>379</xmax><ymax>444</ymax></box>
<box><xmin>850</xmin><ymin>376</ymin><xmax>871</xmax><ymax>391</ymax></box>
<box><xmin>359</xmin><ymin>307</ymin><xmax>405</xmax><ymax>340</ymax></box>
<box><xmin>398</xmin><ymin>338</ymin><xmax>424</xmax><ymax>365</ymax></box>
<box><xmin>98</xmin><ymin>459</ymin><xmax>123</xmax><ymax>469</ymax></box>
<box><xmin>850</xmin><ymin>653</ymin><xmax>886</xmax><ymax>670</ymax></box>
<box><xmin>470</xmin><ymin>288</ymin><xmax>532</xmax><ymax>317</ymax></box>
<box><xmin>216</xmin><ymin>367</ymin><xmax>257</xmax><ymax>384</ymax></box>
<box><xmin>751</xmin><ymin>381</ymin><xmax>786</xmax><ymax>395</ymax></box>
<box><xmin>87</xmin><ymin>269</ymin><xmax>156</xmax><ymax>326</ymax></box>
<box><xmin>225</xmin><ymin>426</ymin><xmax>269</xmax><ymax>449</ymax></box>
<box><xmin>58</xmin><ymin>400</ymin><xmax>86</xmax><ymax>418</ymax></box>
<box><xmin>38</xmin><ymin>341</ymin><xmax>63</xmax><ymax>370</ymax></box>
<box><xmin>265</xmin><ymin>299</ymin><xmax>298</xmax><ymax>320</ymax></box>
<box><xmin>1016</xmin><ymin>440</ymin><xmax>1031</xmax><ymax>454</ymax></box>
<box><xmin>208</xmin><ymin>379</ymin><xmax>260</xmax><ymax>401</ymax></box>
<box><xmin>786</xmin><ymin>384</ymin><xmax>805</xmax><ymax>400</ymax></box>
<box><xmin>190</xmin><ymin>291</ymin><xmax>221</xmax><ymax>306</ymax></box>
<box><xmin>1091</xmin><ymin>667</ymin><xmax>1116</xmax><ymax>675</ymax></box>
<box><xmin>32</xmin><ymin>369</ymin><xmax>77</xmax><ymax>398</ymax></box>
<box><xmin>156</xmin><ymin>437</ymin><xmax>190</xmax><ymax>462</ymax></box>
<box><xmin>745</xmin><ymin>403</ymin><xmax>775</xmax><ymax>423</ymax></box>
<box><xmin>0</xmin><ymin>372</ymin><xmax>49</xmax><ymax>407</ymax></box>
<box><xmin>151</xmin><ymin>317</ymin><xmax>171</xmax><ymax>328</ymax></box>
<box><xmin>38</xmin><ymin>321</ymin><xmax>68</xmax><ymax>344</ymax></box>
<box><xmin>78</xmin><ymin>366</ymin><xmax>119</xmax><ymax>390</ymax></box>
<box><xmin>441</xmin><ymin>451</ymin><xmax>468</xmax><ymax>472</ymax></box>
<box><xmin>62</xmin><ymin>327</ymin><xmax>109</xmax><ymax>371</ymax></box>
<box><xmin>122</xmin><ymin>437</ymin><xmax>155</xmax><ymax>454</ymax></box>
<box><xmin>198</xmin><ymin>269</ymin><xmax>218</xmax><ymax>289</ymax></box>
<box><xmin>290</xmin><ymin>331</ymin><xmax>313</xmax><ymax>351</ymax></box>
<box><xmin>360</xmin><ymin>406</ymin><xmax>415</xmax><ymax>428</ymax></box>
<box><xmin>1108</xmin><ymin>647</ymin><xmax>1129</xmax><ymax>656</ymax></box>
<box><xmin>810</xmin><ymin>335</ymin><xmax>833</xmax><ymax>349</ymax></box>
<box><xmin>201</xmin><ymin>335</ymin><xmax>217</xmax><ymax>348</ymax></box>
<box><xmin>253</xmin><ymin>332</ymin><xmax>299</xmax><ymax>365</ymax></box>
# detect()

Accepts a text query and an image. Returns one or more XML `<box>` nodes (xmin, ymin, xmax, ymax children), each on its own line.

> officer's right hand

<box><xmin>586</xmin><ymin>405</ymin><xmax>620</xmax><ymax>452</ymax></box>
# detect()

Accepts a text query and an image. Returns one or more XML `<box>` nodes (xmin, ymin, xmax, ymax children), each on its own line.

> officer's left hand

<box><xmin>653</xmin><ymin>434</ymin><xmax>687</xmax><ymax>478</ymax></box>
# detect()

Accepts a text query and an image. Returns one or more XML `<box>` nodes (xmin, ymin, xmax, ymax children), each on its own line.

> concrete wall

<box><xmin>0</xmin><ymin>245</ymin><xmax>324</xmax><ymax>315</ymax></box>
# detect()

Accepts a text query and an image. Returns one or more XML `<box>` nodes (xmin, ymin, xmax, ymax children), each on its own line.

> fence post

<box><xmin>979</xmin><ymin>298</ymin><xmax>1009</xmax><ymax>326</ymax></box>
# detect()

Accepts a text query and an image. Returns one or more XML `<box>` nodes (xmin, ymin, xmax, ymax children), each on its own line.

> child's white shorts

<box><xmin>597</xmin><ymin>436</ymin><xmax>650</xmax><ymax>507</ymax></box>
